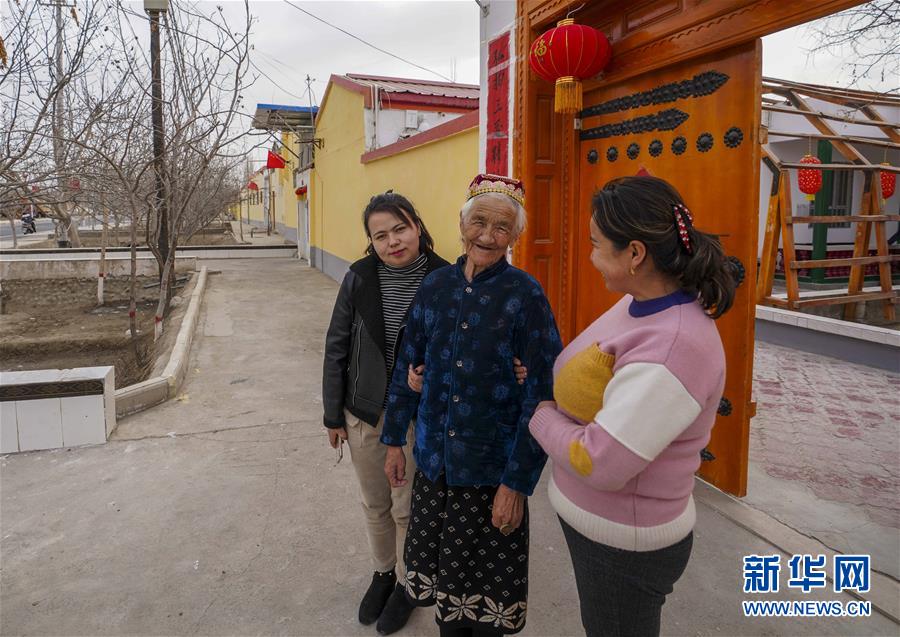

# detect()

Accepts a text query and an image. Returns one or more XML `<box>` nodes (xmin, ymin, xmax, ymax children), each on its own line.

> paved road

<box><xmin>0</xmin><ymin>218</ymin><xmax>54</xmax><ymax>238</ymax></box>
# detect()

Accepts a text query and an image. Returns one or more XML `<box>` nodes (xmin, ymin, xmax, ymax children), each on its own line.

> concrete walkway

<box><xmin>229</xmin><ymin>220</ymin><xmax>295</xmax><ymax>246</ymax></box>
<box><xmin>747</xmin><ymin>342</ymin><xmax>900</xmax><ymax>581</ymax></box>
<box><xmin>1</xmin><ymin>258</ymin><xmax>897</xmax><ymax>636</ymax></box>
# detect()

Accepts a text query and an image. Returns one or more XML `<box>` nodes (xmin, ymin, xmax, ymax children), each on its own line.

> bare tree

<box><xmin>805</xmin><ymin>0</ymin><xmax>900</xmax><ymax>91</ymax></box>
<box><xmin>103</xmin><ymin>0</ymin><xmax>254</xmax><ymax>338</ymax></box>
<box><xmin>3</xmin><ymin>0</ymin><xmax>257</xmax><ymax>341</ymax></box>
<box><xmin>0</xmin><ymin>0</ymin><xmax>116</xmax><ymax>246</ymax></box>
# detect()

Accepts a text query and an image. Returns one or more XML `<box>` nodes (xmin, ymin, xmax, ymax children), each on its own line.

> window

<box><xmin>827</xmin><ymin>168</ymin><xmax>852</xmax><ymax>228</ymax></box>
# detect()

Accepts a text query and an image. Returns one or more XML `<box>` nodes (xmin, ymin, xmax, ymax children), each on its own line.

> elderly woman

<box><xmin>380</xmin><ymin>174</ymin><xmax>562</xmax><ymax>637</ymax></box>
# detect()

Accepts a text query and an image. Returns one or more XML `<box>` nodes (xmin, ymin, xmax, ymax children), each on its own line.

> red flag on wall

<box><xmin>266</xmin><ymin>151</ymin><xmax>286</xmax><ymax>169</ymax></box>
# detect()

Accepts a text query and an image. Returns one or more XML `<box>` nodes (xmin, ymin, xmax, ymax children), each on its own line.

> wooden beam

<box><xmin>869</xmin><ymin>179</ymin><xmax>897</xmax><ymax>322</ymax></box>
<box><xmin>762</xmin><ymin>104</ymin><xmax>890</xmax><ymax>132</ymax></box>
<box><xmin>779</xmin><ymin>171</ymin><xmax>800</xmax><ymax>303</ymax></box>
<box><xmin>790</xmin><ymin>255</ymin><xmax>899</xmax><ymax>269</ymax></box>
<box><xmin>761</xmin><ymin>144</ymin><xmax>784</xmax><ymax>170</ymax></box>
<box><xmin>844</xmin><ymin>174</ymin><xmax>877</xmax><ymax>319</ymax></box>
<box><xmin>757</xmin><ymin>173</ymin><xmax>782</xmax><ymax>303</ymax></box>
<box><xmin>762</xmin><ymin>76</ymin><xmax>900</xmax><ymax>107</ymax></box>
<box><xmin>796</xmin><ymin>291</ymin><xmax>897</xmax><ymax>308</ymax></box>
<box><xmin>763</xmin><ymin>82</ymin><xmax>900</xmax><ymax>110</ymax></box>
<box><xmin>778</xmin><ymin>163</ymin><xmax>899</xmax><ymax>172</ymax></box>
<box><xmin>765</xmin><ymin>131</ymin><xmax>900</xmax><ymax>151</ymax></box>
<box><xmin>860</xmin><ymin>105</ymin><xmax>900</xmax><ymax>145</ymax></box>
<box><xmin>788</xmin><ymin>214</ymin><xmax>900</xmax><ymax>224</ymax></box>
<box><xmin>760</xmin><ymin>297</ymin><xmax>792</xmax><ymax>309</ymax></box>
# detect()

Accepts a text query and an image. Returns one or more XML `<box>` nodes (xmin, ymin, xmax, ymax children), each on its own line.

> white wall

<box><xmin>1</xmin><ymin>256</ymin><xmax>197</xmax><ymax>280</ymax></box>
<box><xmin>479</xmin><ymin>0</ymin><xmax>517</xmax><ymax>174</ymax></box>
<box><xmin>363</xmin><ymin>106</ymin><xmax>462</xmax><ymax>152</ymax></box>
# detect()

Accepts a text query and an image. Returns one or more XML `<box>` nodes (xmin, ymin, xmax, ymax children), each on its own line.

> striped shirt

<box><xmin>377</xmin><ymin>252</ymin><xmax>429</xmax><ymax>404</ymax></box>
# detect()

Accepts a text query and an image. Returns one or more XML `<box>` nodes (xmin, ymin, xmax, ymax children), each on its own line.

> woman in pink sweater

<box><xmin>528</xmin><ymin>176</ymin><xmax>737</xmax><ymax>637</ymax></box>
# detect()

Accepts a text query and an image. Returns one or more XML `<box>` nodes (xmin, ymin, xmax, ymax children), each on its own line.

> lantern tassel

<box><xmin>555</xmin><ymin>76</ymin><xmax>582</xmax><ymax>114</ymax></box>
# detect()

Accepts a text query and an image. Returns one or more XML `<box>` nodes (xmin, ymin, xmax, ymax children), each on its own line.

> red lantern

<box><xmin>881</xmin><ymin>163</ymin><xmax>895</xmax><ymax>200</ymax></box>
<box><xmin>247</xmin><ymin>182</ymin><xmax>259</xmax><ymax>191</ymax></box>
<box><xmin>295</xmin><ymin>185</ymin><xmax>307</xmax><ymax>199</ymax></box>
<box><xmin>529</xmin><ymin>18</ymin><xmax>612</xmax><ymax>114</ymax></box>
<box><xmin>797</xmin><ymin>155</ymin><xmax>823</xmax><ymax>201</ymax></box>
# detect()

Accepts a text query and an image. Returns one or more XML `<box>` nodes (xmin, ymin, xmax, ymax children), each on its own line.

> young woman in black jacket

<box><xmin>322</xmin><ymin>192</ymin><xmax>449</xmax><ymax>635</ymax></box>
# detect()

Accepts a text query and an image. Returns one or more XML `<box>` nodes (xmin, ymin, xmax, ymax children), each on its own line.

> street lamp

<box><xmin>144</xmin><ymin>0</ymin><xmax>169</xmax><ymax>279</ymax></box>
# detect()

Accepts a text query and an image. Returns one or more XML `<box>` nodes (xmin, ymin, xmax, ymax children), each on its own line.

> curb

<box><xmin>114</xmin><ymin>266</ymin><xmax>208</xmax><ymax>418</ymax></box>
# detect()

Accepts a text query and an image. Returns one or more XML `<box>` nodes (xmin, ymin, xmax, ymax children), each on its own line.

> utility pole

<box><xmin>145</xmin><ymin>0</ymin><xmax>169</xmax><ymax>278</ymax></box>
<box><xmin>303</xmin><ymin>75</ymin><xmax>316</xmax><ymax>262</ymax></box>
<box><xmin>306</xmin><ymin>75</ymin><xmax>316</xmax><ymax>124</ymax></box>
<box><xmin>41</xmin><ymin>0</ymin><xmax>77</xmax><ymax>247</ymax></box>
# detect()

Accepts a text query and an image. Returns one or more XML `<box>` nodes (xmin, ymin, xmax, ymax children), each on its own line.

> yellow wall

<box><xmin>273</xmin><ymin>131</ymin><xmax>300</xmax><ymax>231</ymax></box>
<box><xmin>311</xmin><ymin>83</ymin><xmax>478</xmax><ymax>268</ymax></box>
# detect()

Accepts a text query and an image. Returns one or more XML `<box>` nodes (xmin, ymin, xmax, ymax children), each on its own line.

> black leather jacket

<box><xmin>322</xmin><ymin>250</ymin><xmax>449</xmax><ymax>428</ymax></box>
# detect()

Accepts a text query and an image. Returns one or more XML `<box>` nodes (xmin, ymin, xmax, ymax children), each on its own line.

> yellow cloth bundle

<box><xmin>553</xmin><ymin>343</ymin><xmax>615</xmax><ymax>424</ymax></box>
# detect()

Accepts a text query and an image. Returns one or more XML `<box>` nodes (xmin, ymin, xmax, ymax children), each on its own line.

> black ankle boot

<box><xmin>376</xmin><ymin>583</ymin><xmax>415</xmax><ymax>635</ymax></box>
<box><xmin>359</xmin><ymin>571</ymin><xmax>396</xmax><ymax>625</ymax></box>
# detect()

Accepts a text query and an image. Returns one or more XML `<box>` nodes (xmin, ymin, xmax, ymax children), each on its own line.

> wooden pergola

<box><xmin>756</xmin><ymin>77</ymin><xmax>899</xmax><ymax>321</ymax></box>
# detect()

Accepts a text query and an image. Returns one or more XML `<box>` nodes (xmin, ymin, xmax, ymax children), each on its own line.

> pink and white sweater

<box><xmin>528</xmin><ymin>290</ymin><xmax>725</xmax><ymax>551</ymax></box>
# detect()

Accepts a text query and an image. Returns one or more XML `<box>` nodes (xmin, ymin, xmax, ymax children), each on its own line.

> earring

<box><xmin>629</xmin><ymin>267</ymin><xmax>636</xmax><ymax>276</ymax></box>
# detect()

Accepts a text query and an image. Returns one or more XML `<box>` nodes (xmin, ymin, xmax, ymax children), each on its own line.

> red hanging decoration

<box><xmin>880</xmin><ymin>163</ymin><xmax>895</xmax><ymax>200</ymax></box>
<box><xmin>266</xmin><ymin>150</ymin><xmax>286</xmax><ymax>170</ymax></box>
<box><xmin>528</xmin><ymin>18</ymin><xmax>612</xmax><ymax>114</ymax></box>
<box><xmin>247</xmin><ymin>181</ymin><xmax>259</xmax><ymax>191</ymax></box>
<box><xmin>295</xmin><ymin>185</ymin><xmax>307</xmax><ymax>199</ymax></box>
<box><xmin>797</xmin><ymin>154</ymin><xmax>823</xmax><ymax>201</ymax></box>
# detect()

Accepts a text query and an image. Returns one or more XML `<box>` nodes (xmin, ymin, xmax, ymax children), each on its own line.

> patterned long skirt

<box><xmin>402</xmin><ymin>470</ymin><xmax>530</xmax><ymax>634</ymax></box>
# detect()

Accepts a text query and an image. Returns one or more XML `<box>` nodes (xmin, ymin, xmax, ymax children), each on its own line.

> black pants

<box><xmin>559</xmin><ymin>517</ymin><xmax>693</xmax><ymax>637</ymax></box>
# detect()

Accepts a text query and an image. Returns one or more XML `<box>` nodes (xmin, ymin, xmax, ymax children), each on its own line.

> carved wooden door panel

<box><xmin>574</xmin><ymin>41</ymin><xmax>761</xmax><ymax>496</ymax></box>
<box><xmin>524</xmin><ymin>87</ymin><xmax>566</xmax><ymax>314</ymax></box>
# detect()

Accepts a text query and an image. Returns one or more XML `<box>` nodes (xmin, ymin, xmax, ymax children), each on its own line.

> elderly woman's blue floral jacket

<box><xmin>380</xmin><ymin>256</ymin><xmax>562</xmax><ymax>496</ymax></box>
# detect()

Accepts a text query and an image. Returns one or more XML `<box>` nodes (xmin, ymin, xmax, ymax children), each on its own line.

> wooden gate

<box><xmin>514</xmin><ymin>0</ymin><xmax>865</xmax><ymax>497</ymax></box>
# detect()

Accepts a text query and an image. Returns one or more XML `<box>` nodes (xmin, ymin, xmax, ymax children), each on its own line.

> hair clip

<box><xmin>673</xmin><ymin>203</ymin><xmax>693</xmax><ymax>254</ymax></box>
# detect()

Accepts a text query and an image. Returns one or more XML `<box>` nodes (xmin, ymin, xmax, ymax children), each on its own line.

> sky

<box><xmin>195</xmin><ymin>0</ymin><xmax>895</xmax><ymax>161</ymax></box>
<box><xmin>229</xmin><ymin>0</ymin><xmax>481</xmax><ymax>158</ymax></box>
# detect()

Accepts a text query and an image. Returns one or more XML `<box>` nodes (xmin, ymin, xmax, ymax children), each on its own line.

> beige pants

<box><xmin>344</xmin><ymin>409</ymin><xmax>416</xmax><ymax>578</ymax></box>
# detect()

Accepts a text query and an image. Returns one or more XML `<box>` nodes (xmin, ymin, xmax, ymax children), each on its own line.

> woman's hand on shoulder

<box><xmin>407</xmin><ymin>364</ymin><xmax>424</xmax><ymax>393</ymax></box>
<box><xmin>513</xmin><ymin>357</ymin><xmax>527</xmax><ymax>385</ymax></box>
